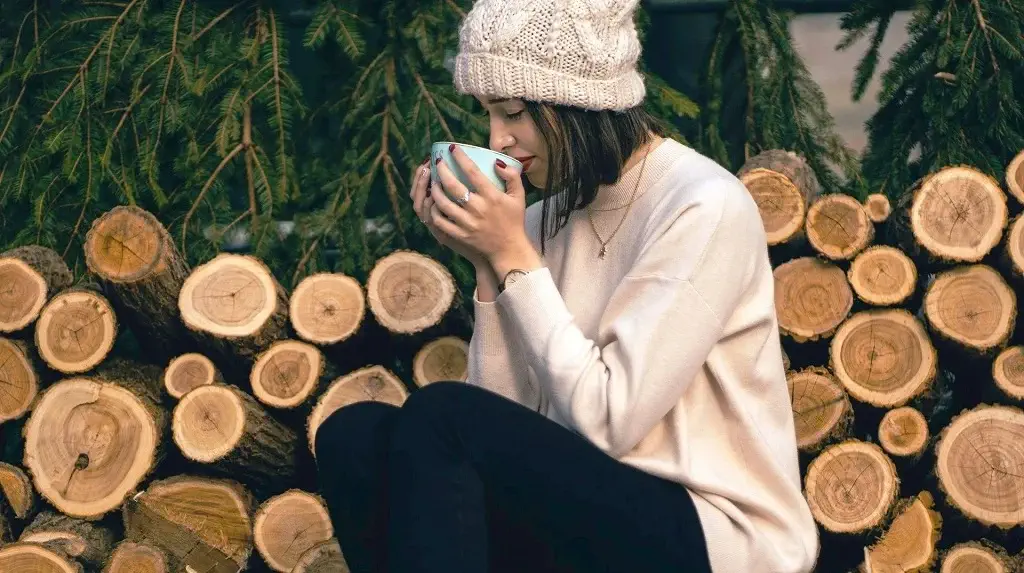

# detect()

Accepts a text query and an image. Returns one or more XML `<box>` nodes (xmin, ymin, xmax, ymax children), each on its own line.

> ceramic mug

<box><xmin>430</xmin><ymin>141</ymin><xmax>523</xmax><ymax>197</ymax></box>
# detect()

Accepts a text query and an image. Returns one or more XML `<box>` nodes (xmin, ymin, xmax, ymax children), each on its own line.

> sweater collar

<box><xmin>586</xmin><ymin>137</ymin><xmax>678</xmax><ymax>211</ymax></box>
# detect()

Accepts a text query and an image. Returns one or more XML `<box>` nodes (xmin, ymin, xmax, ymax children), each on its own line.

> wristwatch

<box><xmin>499</xmin><ymin>269</ymin><xmax>531</xmax><ymax>293</ymax></box>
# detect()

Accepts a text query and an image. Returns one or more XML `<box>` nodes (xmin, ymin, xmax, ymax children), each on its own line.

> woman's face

<box><xmin>477</xmin><ymin>96</ymin><xmax>547</xmax><ymax>188</ymax></box>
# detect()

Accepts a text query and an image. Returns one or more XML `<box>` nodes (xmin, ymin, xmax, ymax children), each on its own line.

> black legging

<box><xmin>314</xmin><ymin>381</ymin><xmax>713</xmax><ymax>573</ymax></box>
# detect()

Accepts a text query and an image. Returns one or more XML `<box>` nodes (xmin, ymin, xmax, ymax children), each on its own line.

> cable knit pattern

<box><xmin>453</xmin><ymin>0</ymin><xmax>647</xmax><ymax>110</ymax></box>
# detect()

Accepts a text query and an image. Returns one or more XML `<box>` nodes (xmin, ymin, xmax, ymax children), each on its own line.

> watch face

<box><xmin>504</xmin><ymin>270</ymin><xmax>527</xmax><ymax>289</ymax></box>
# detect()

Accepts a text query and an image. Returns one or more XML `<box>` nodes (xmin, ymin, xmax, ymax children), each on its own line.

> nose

<box><xmin>489</xmin><ymin>120</ymin><xmax>513</xmax><ymax>153</ymax></box>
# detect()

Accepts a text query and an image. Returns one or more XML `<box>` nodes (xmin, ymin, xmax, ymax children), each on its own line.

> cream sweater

<box><xmin>466</xmin><ymin>138</ymin><xmax>819</xmax><ymax>573</ymax></box>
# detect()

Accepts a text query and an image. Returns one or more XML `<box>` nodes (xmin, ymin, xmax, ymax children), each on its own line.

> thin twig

<box><xmin>970</xmin><ymin>0</ymin><xmax>999</xmax><ymax>71</ymax></box>
<box><xmin>181</xmin><ymin>142</ymin><xmax>245</xmax><ymax>252</ymax></box>
<box><xmin>269</xmin><ymin>8</ymin><xmax>288</xmax><ymax>202</ymax></box>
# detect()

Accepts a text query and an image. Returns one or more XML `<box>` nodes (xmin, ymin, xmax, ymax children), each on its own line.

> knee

<box><xmin>399</xmin><ymin>381</ymin><xmax>473</xmax><ymax>423</ymax></box>
<box><xmin>315</xmin><ymin>400</ymin><xmax>397</xmax><ymax>462</ymax></box>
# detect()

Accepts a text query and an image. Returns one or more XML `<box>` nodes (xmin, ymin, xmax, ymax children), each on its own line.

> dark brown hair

<box><xmin>523</xmin><ymin>101</ymin><xmax>667</xmax><ymax>253</ymax></box>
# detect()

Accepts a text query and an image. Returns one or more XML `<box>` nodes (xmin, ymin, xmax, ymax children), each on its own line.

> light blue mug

<box><xmin>430</xmin><ymin>141</ymin><xmax>523</xmax><ymax>198</ymax></box>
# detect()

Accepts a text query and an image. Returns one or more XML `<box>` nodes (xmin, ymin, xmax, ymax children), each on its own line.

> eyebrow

<box><xmin>487</xmin><ymin>97</ymin><xmax>510</xmax><ymax>104</ymax></box>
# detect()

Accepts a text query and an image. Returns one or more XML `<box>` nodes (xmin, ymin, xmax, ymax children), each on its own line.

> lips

<box><xmin>515</xmin><ymin>156</ymin><xmax>535</xmax><ymax>170</ymax></box>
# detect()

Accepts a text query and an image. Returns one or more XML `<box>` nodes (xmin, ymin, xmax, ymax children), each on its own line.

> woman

<box><xmin>314</xmin><ymin>0</ymin><xmax>819</xmax><ymax>572</ymax></box>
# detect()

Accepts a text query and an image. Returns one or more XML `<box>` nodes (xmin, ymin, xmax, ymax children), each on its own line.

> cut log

<box><xmin>935</xmin><ymin>404</ymin><xmax>1024</xmax><ymax>528</ymax></box>
<box><xmin>0</xmin><ymin>245</ymin><xmax>73</xmax><ymax>334</ymax></box>
<box><xmin>292</xmin><ymin>539</ymin><xmax>350</xmax><ymax>573</ymax></box>
<box><xmin>172</xmin><ymin>383</ymin><xmax>298</xmax><ymax>492</ymax></box>
<box><xmin>786</xmin><ymin>367</ymin><xmax>852</xmax><ymax>453</ymax></box>
<box><xmin>804</xmin><ymin>440</ymin><xmax>898</xmax><ymax>534</ymax></box>
<box><xmin>253</xmin><ymin>489</ymin><xmax>334</xmax><ymax>572</ymax></box>
<box><xmin>773</xmin><ymin>257</ymin><xmax>854</xmax><ymax>343</ymax></box>
<box><xmin>0</xmin><ymin>461</ymin><xmax>36</xmax><ymax>519</ymax></box>
<box><xmin>102</xmin><ymin>541</ymin><xmax>168</xmax><ymax>573</ymax></box>
<box><xmin>19</xmin><ymin>510</ymin><xmax>116</xmax><ymax>568</ymax></box>
<box><xmin>830</xmin><ymin>309</ymin><xmax>937</xmax><ymax>408</ymax></box>
<box><xmin>1002</xmin><ymin>214</ymin><xmax>1024</xmax><ymax>281</ymax></box>
<box><xmin>290</xmin><ymin>273</ymin><xmax>365</xmax><ymax>346</ymax></box>
<box><xmin>909</xmin><ymin>166</ymin><xmax>1008</xmax><ymax>263</ymax></box>
<box><xmin>307</xmin><ymin>365</ymin><xmax>409</xmax><ymax>451</ymax></box>
<box><xmin>163</xmin><ymin>353</ymin><xmax>223</xmax><ymax>400</ymax></box>
<box><xmin>123</xmin><ymin>475</ymin><xmax>254</xmax><ymax>573</ymax></box>
<box><xmin>0</xmin><ymin>541</ymin><xmax>82</xmax><ymax>573</ymax></box>
<box><xmin>413</xmin><ymin>336</ymin><xmax>469</xmax><ymax>387</ymax></box>
<box><xmin>806</xmin><ymin>193</ymin><xmax>875</xmax><ymax>260</ymax></box>
<box><xmin>365</xmin><ymin>250</ymin><xmax>456</xmax><ymax>334</ymax></box>
<box><xmin>178</xmin><ymin>253</ymin><xmax>289</xmax><ymax>361</ymax></box>
<box><xmin>736</xmin><ymin>149</ymin><xmax>821</xmax><ymax>245</ymax></box>
<box><xmin>22</xmin><ymin>362</ymin><xmax>166</xmax><ymax>520</ymax></box>
<box><xmin>992</xmin><ymin>346</ymin><xmax>1024</xmax><ymax>401</ymax></box>
<box><xmin>847</xmin><ymin>246</ymin><xmax>917</xmax><ymax>306</ymax></box>
<box><xmin>0</xmin><ymin>337</ymin><xmax>41</xmax><ymax>423</ymax></box>
<box><xmin>923</xmin><ymin>264</ymin><xmax>1016</xmax><ymax>354</ymax></box>
<box><xmin>83</xmin><ymin>206</ymin><xmax>193</xmax><ymax>356</ymax></box>
<box><xmin>250</xmin><ymin>340</ymin><xmax>330</xmax><ymax>409</ymax></box>
<box><xmin>863</xmin><ymin>193</ymin><xmax>891</xmax><ymax>223</ymax></box>
<box><xmin>1005</xmin><ymin>149</ymin><xmax>1024</xmax><ymax>206</ymax></box>
<box><xmin>940</xmin><ymin>541</ymin><xmax>1014</xmax><ymax>573</ymax></box>
<box><xmin>878</xmin><ymin>406</ymin><xmax>929</xmax><ymax>458</ymax></box>
<box><xmin>862</xmin><ymin>491</ymin><xmax>941</xmax><ymax>573</ymax></box>
<box><xmin>34</xmin><ymin>287</ymin><xmax>117</xmax><ymax>375</ymax></box>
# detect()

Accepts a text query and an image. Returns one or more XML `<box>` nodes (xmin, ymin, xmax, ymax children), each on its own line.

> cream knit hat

<box><xmin>452</xmin><ymin>0</ymin><xmax>647</xmax><ymax>111</ymax></box>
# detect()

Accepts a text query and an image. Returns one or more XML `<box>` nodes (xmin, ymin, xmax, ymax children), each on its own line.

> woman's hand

<box><xmin>410</xmin><ymin>158</ymin><xmax>487</xmax><ymax>268</ymax></box>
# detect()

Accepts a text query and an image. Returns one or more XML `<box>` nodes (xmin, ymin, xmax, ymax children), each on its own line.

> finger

<box><xmin>412</xmin><ymin>165</ymin><xmax>430</xmax><ymax>219</ymax></box>
<box><xmin>431</xmin><ymin>173</ymin><xmax>478</xmax><ymax>231</ymax></box>
<box><xmin>449</xmin><ymin>144</ymin><xmax>501</xmax><ymax>200</ymax></box>
<box><xmin>430</xmin><ymin>203</ymin><xmax>469</xmax><ymax>240</ymax></box>
<box><xmin>494</xmin><ymin>159</ymin><xmax>527</xmax><ymax>201</ymax></box>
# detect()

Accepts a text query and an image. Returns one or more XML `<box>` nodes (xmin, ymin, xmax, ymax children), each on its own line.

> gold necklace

<box><xmin>586</xmin><ymin>144</ymin><xmax>651</xmax><ymax>259</ymax></box>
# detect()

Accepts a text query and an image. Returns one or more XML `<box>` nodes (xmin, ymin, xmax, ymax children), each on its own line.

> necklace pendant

<box><xmin>598</xmin><ymin>245</ymin><xmax>607</xmax><ymax>259</ymax></box>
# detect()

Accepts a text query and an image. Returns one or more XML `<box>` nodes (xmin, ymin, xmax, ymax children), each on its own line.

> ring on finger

<box><xmin>455</xmin><ymin>189</ymin><xmax>470</xmax><ymax>206</ymax></box>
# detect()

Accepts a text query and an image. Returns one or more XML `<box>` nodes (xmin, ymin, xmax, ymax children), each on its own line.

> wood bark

<box><xmin>736</xmin><ymin>149</ymin><xmax>822</xmax><ymax>246</ymax></box>
<box><xmin>1005</xmin><ymin>148</ymin><xmax>1024</xmax><ymax>207</ymax></box>
<box><xmin>0</xmin><ymin>245</ymin><xmax>74</xmax><ymax>334</ymax></box>
<box><xmin>991</xmin><ymin>346</ymin><xmax>1024</xmax><ymax>401</ymax></box>
<box><xmin>19</xmin><ymin>510</ymin><xmax>116</xmax><ymax>568</ymax></box>
<box><xmin>940</xmin><ymin>540</ymin><xmax>1015</xmax><ymax>573</ymax></box>
<box><xmin>250</xmin><ymin>340</ymin><xmax>334</xmax><ymax>411</ymax></box>
<box><xmin>0</xmin><ymin>541</ymin><xmax>83</xmax><ymax>572</ymax></box>
<box><xmin>292</xmin><ymin>539</ymin><xmax>350</xmax><ymax>573</ymax></box>
<box><xmin>0</xmin><ymin>461</ymin><xmax>37</xmax><ymax>520</ymax></box>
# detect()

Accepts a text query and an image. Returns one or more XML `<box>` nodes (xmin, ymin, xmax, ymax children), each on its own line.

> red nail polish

<box><xmin>435</xmin><ymin>157</ymin><xmax>442</xmax><ymax>165</ymax></box>
<box><xmin>495</xmin><ymin>159</ymin><xmax>507</xmax><ymax>168</ymax></box>
<box><xmin>422</xmin><ymin>154</ymin><xmax>429</xmax><ymax>164</ymax></box>
<box><xmin>449</xmin><ymin>144</ymin><xmax>455</xmax><ymax>152</ymax></box>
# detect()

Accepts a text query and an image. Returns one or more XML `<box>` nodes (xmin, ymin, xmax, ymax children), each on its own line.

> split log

<box><xmin>923</xmin><ymin>264</ymin><xmax>1016</xmax><ymax>355</ymax></box>
<box><xmin>34</xmin><ymin>286</ymin><xmax>117</xmax><ymax>375</ymax></box>
<box><xmin>0</xmin><ymin>245</ymin><xmax>73</xmax><ymax>334</ymax></box>
<box><xmin>992</xmin><ymin>346</ymin><xmax>1024</xmax><ymax>401</ymax></box>
<box><xmin>163</xmin><ymin>352</ymin><xmax>223</xmax><ymax>400</ymax></box>
<box><xmin>250</xmin><ymin>340</ymin><xmax>332</xmax><ymax>410</ymax></box>
<box><xmin>878</xmin><ymin>406</ymin><xmax>929</xmax><ymax>459</ymax></box>
<box><xmin>19</xmin><ymin>510</ymin><xmax>116</xmax><ymax>569</ymax></box>
<box><xmin>366</xmin><ymin>250</ymin><xmax>456</xmax><ymax>334</ymax></box>
<box><xmin>102</xmin><ymin>540</ymin><xmax>168</xmax><ymax>573</ymax></box>
<box><xmin>413</xmin><ymin>336</ymin><xmax>469</xmax><ymax>387</ymax></box>
<box><xmin>736</xmin><ymin>149</ymin><xmax>821</xmax><ymax>246</ymax></box>
<box><xmin>290</xmin><ymin>273</ymin><xmax>365</xmax><ymax>346</ymax></box>
<box><xmin>253</xmin><ymin>489</ymin><xmax>334</xmax><ymax>572</ymax></box>
<box><xmin>863</xmin><ymin>193</ymin><xmax>891</xmax><ymax>223</ymax></box>
<box><xmin>292</xmin><ymin>539</ymin><xmax>350</xmax><ymax>573</ymax></box>
<box><xmin>830</xmin><ymin>309</ymin><xmax>937</xmax><ymax>408</ymax></box>
<box><xmin>0</xmin><ymin>461</ymin><xmax>36</xmax><ymax>519</ymax></box>
<box><xmin>83</xmin><ymin>206</ymin><xmax>193</xmax><ymax>356</ymax></box>
<box><xmin>862</xmin><ymin>491</ymin><xmax>942</xmax><ymax>573</ymax></box>
<box><xmin>0</xmin><ymin>337</ymin><xmax>41</xmax><ymax>423</ymax></box>
<box><xmin>178</xmin><ymin>253</ymin><xmax>290</xmax><ymax>362</ymax></box>
<box><xmin>940</xmin><ymin>541</ymin><xmax>1015</xmax><ymax>573</ymax></box>
<box><xmin>773</xmin><ymin>257</ymin><xmax>853</xmax><ymax>343</ymax></box>
<box><xmin>307</xmin><ymin>365</ymin><xmax>409</xmax><ymax>451</ymax></box>
<box><xmin>935</xmin><ymin>404</ymin><xmax>1024</xmax><ymax>528</ymax></box>
<box><xmin>786</xmin><ymin>367</ymin><xmax>852</xmax><ymax>453</ymax></box>
<box><xmin>847</xmin><ymin>246</ymin><xmax>917</xmax><ymax>306</ymax></box>
<box><xmin>909</xmin><ymin>166</ymin><xmax>1008</xmax><ymax>263</ymax></box>
<box><xmin>1005</xmin><ymin>148</ymin><xmax>1024</xmax><ymax>206</ymax></box>
<box><xmin>123</xmin><ymin>475</ymin><xmax>254</xmax><ymax>573</ymax></box>
<box><xmin>806</xmin><ymin>193</ymin><xmax>874</xmax><ymax>260</ymax></box>
<box><xmin>804</xmin><ymin>440</ymin><xmax>899</xmax><ymax>534</ymax></box>
<box><xmin>0</xmin><ymin>541</ymin><xmax>82</xmax><ymax>573</ymax></box>
<box><xmin>22</xmin><ymin>361</ymin><xmax>166</xmax><ymax>520</ymax></box>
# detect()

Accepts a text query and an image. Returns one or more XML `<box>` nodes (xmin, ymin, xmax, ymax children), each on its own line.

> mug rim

<box><xmin>432</xmin><ymin>141</ymin><xmax>522</xmax><ymax>167</ymax></box>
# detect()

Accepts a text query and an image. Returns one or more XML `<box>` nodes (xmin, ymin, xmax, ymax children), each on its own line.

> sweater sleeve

<box><xmin>465</xmin><ymin>287</ymin><xmax>542</xmax><ymax>411</ymax></box>
<box><xmin>496</xmin><ymin>180</ymin><xmax>762</xmax><ymax>457</ymax></box>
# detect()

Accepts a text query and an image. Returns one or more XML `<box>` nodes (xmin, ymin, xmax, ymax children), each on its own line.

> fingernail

<box><xmin>422</xmin><ymin>154</ymin><xmax>429</xmax><ymax>164</ymax></box>
<box><xmin>495</xmin><ymin>159</ymin><xmax>507</xmax><ymax>168</ymax></box>
<box><xmin>449</xmin><ymin>144</ymin><xmax>455</xmax><ymax>152</ymax></box>
<box><xmin>435</xmin><ymin>157</ymin><xmax>442</xmax><ymax>165</ymax></box>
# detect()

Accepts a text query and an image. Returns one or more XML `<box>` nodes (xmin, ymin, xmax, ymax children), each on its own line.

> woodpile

<box><xmin>0</xmin><ymin>207</ymin><xmax>470</xmax><ymax>571</ymax></box>
<box><xmin>743</xmin><ymin>150</ymin><xmax>1024</xmax><ymax>572</ymax></box>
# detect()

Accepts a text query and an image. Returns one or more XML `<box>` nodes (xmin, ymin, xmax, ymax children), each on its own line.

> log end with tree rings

<box><xmin>84</xmin><ymin>205</ymin><xmax>169</xmax><ymax>283</ymax></box>
<box><xmin>0</xmin><ymin>245</ymin><xmax>73</xmax><ymax>333</ymax></box>
<box><xmin>253</xmin><ymin>489</ymin><xmax>334</xmax><ymax>572</ymax></box>
<box><xmin>992</xmin><ymin>346</ymin><xmax>1024</xmax><ymax>401</ymax></box>
<box><xmin>830</xmin><ymin>309</ymin><xmax>936</xmax><ymax>408</ymax></box>
<box><xmin>773</xmin><ymin>257</ymin><xmax>853</xmax><ymax>343</ymax></box>
<box><xmin>35</xmin><ymin>289</ymin><xmax>117</xmax><ymax>374</ymax></box>
<box><xmin>250</xmin><ymin>340</ymin><xmax>324</xmax><ymax>409</ymax></box>
<box><xmin>923</xmin><ymin>264</ymin><xmax>1016</xmax><ymax>354</ymax></box>
<box><xmin>0</xmin><ymin>338</ymin><xmax>39</xmax><ymax>423</ymax></box>
<box><xmin>1004</xmin><ymin>214</ymin><xmax>1024</xmax><ymax>279</ymax></box>
<box><xmin>105</xmin><ymin>540</ymin><xmax>168</xmax><ymax>573</ymax></box>
<box><xmin>878</xmin><ymin>406</ymin><xmax>929</xmax><ymax>458</ymax></box>
<box><xmin>803</xmin><ymin>440</ymin><xmax>899</xmax><ymax>534</ymax></box>
<box><xmin>865</xmin><ymin>491</ymin><xmax>941</xmax><ymax>573</ymax></box>
<box><xmin>365</xmin><ymin>250</ymin><xmax>456</xmax><ymax>334</ymax></box>
<box><xmin>0</xmin><ymin>542</ymin><xmax>82</xmax><ymax>573</ymax></box>
<box><xmin>178</xmin><ymin>253</ymin><xmax>285</xmax><ymax>339</ymax></box>
<box><xmin>292</xmin><ymin>538</ymin><xmax>350</xmax><ymax>573</ymax></box>
<box><xmin>290</xmin><ymin>273</ymin><xmax>365</xmax><ymax>346</ymax></box>
<box><xmin>786</xmin><ymin>367</ymin><xmax>852</xmax><ymax>452</ymax></box>
<box><xmin>736</xmin><ymin>149</ymin><xmax>821</xmax><ymax>246</ymax></box>
<box><xmin>863</xmin><ymin>193</ymin><xmax>891</xmax><ymax>223</ymax></box>
<box><xmin>0</xmin><ymin>461</ymin><xmax>36</xmax><ymax>519</ymax></box>
<box><xmin>940</xmin><ymin>541</ymin><xmax>1014</xmax><ymax>573</ymax></box>
<box><xmin>23</xmin><ymin>377</ymin><xmax>161</xmax><ymax>520</ymax></box>
<box><xmin>910</xmin><ymin>166</ymin><xmax>1008</xmax><ymax>263</ymax></box>
<box><xmin>163</xmin><ymin>353</ymin><xmax>221</xmax><ymax>400</ymax></box>
<box><xmin>306</xmin><ymin>366</ymin><xmax>408</xmax><ymax>451</ymax></box>
<box><xmin>172</xmin><ymin>385</ymin><xmax>247</xmax><ymax>464</ymax></box>
<box><xmin>1005</xmin><ymin>148</ymin><xmax>1024</xmax><ymax>207</ymax></box>
<box><xmin>805</xmin><ymin>193</ymin><xmax>875</xmax><ymax>260</ymax></box>
<box><xmin>847</xmin><ymin>245</ymin><xmax>917</xmax><ymax>306</ymax></box>
<box><xmin>935</xmin><ymin>404</ymin><xmax>1024</xmax><ymax>528</ymax></box>
<box><xmin>413</xmin><ymin>336</ymin><xmax>469</xmax><ymax>387</ymax></box>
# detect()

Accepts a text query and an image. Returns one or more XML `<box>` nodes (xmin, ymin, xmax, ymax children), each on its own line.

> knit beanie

<box><xmin>452</xmin><ymin>0</ymin><xmax>647</xmax><ymax>112</ymax></box>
